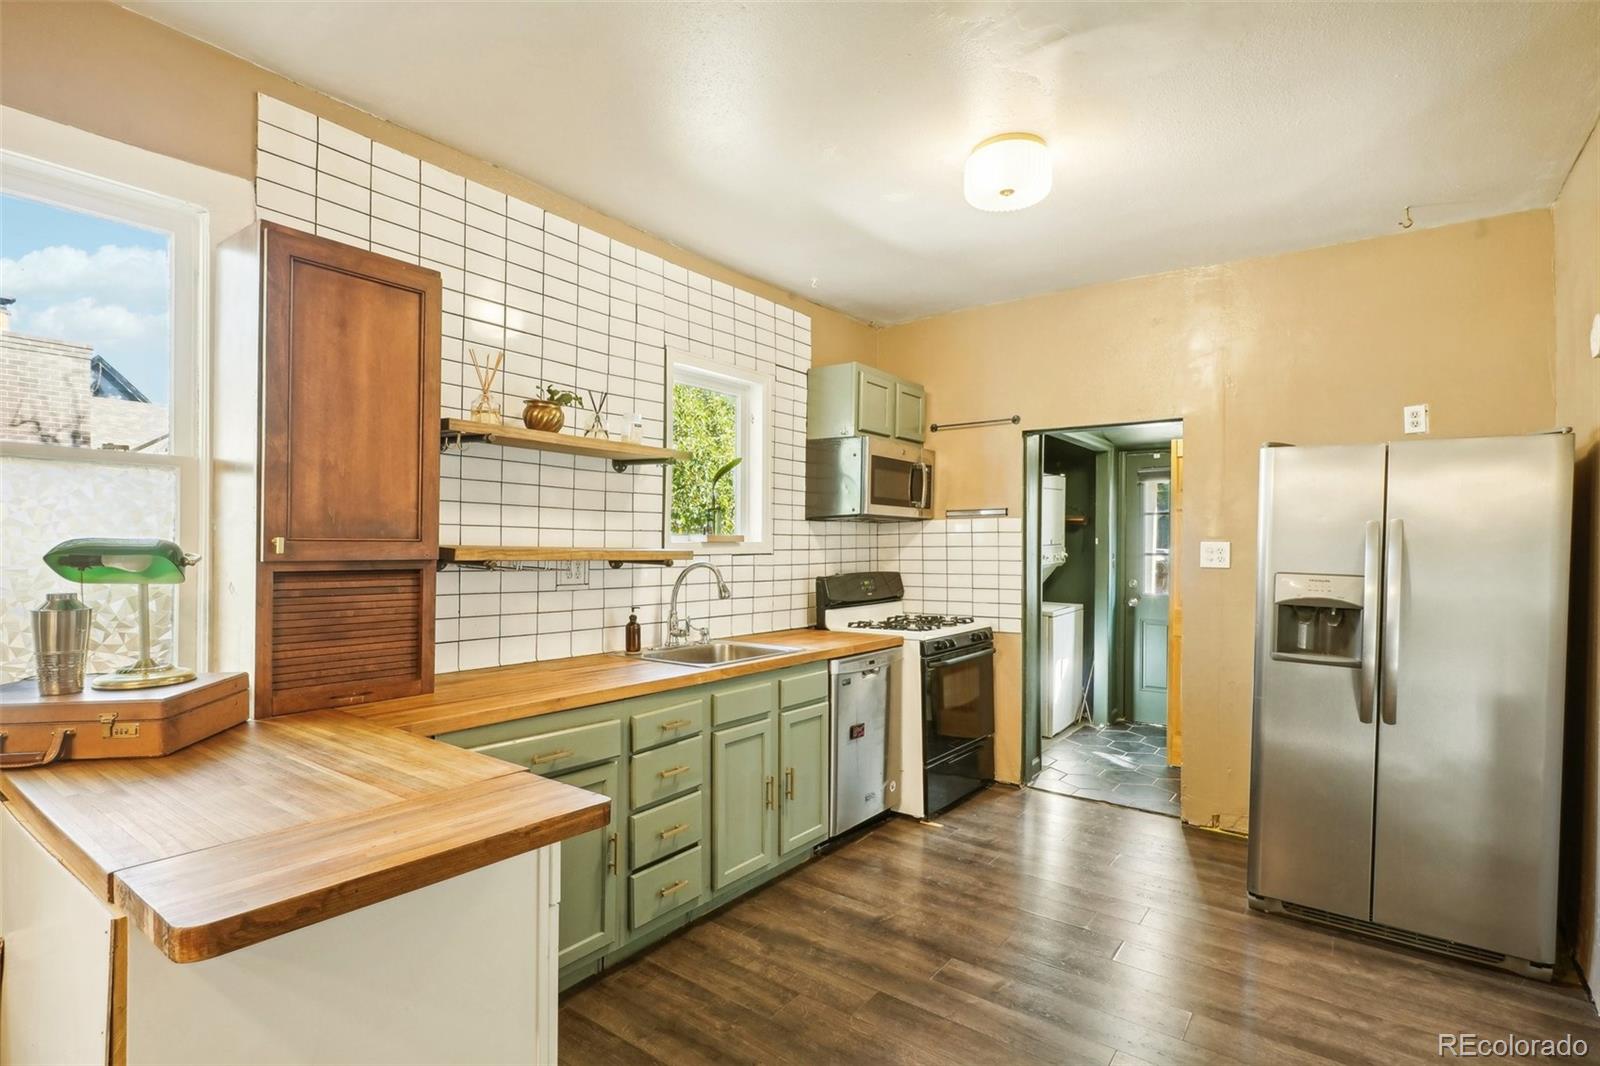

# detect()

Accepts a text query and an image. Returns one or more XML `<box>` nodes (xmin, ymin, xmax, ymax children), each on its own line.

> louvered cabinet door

<box><xmin>252</xmin><ymin>224</ymin><xmax>442</xmax><ymax>717</ymax></box>
<box><xmin>255</xmin><ymin>562</ymin><xmax>435</xmax><ymax>717</ymax></box>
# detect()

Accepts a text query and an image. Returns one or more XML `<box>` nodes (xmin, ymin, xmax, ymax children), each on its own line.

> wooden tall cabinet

<box><xmin>254</xmin><ymin>223</ymin><xmax>441</xmax><ymax>717</ymax></box>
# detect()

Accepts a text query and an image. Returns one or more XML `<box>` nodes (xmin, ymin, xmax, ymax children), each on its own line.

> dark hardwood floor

<box><xmin>560</xmin><ymin>786</ymin><xmax>1600</xmax><ymax>1065</ymax></box>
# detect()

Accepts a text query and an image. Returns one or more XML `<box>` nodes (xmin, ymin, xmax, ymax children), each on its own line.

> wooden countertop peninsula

<box><xmin>349</xmin><ymin>628</ymin><xmax>904</xmax><ymax>737</ymax></box>
<box><xmin>0</xmin><ymin>629</ymin><xmax>899</xmax><ymax>964</ymax></box>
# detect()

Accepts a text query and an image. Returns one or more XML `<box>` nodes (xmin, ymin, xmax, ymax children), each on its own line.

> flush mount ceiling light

<box><xmin>963</xmin><ymin>133</ymin><xmax>1052</xmax><ymax>212</ymax></box>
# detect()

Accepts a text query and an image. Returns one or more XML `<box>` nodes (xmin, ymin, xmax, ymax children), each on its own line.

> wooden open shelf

<box><xmin>439</xmin><ymin>545</ymin><xmax>694</xmax><ymax>570</ymax></box>
<box><xmin>441</xmin><ymin>418</ymin><xmax>684</xmax><ymax>472</ymax></box>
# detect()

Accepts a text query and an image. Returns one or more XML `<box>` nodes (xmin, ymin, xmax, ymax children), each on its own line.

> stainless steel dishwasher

<box><xmin>829</xmin><ymin>648</ymin><xmax>897</xmax><ymax>837</ymax></box>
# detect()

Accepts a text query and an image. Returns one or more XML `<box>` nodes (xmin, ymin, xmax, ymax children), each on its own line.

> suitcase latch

<box><xmin>98</xmin><ymin>713</ymin><xmax>140</xmax><ymax>739</ymax></box>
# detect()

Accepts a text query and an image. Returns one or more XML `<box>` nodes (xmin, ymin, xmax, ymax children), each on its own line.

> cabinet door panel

<box><xmin>551</xmin><ymin>761</ymin><xmax>621</xmax><ymax>967</ymax></box>
<box><xmin>780</xmin><ymin>702</ymin><xmax>829</xmax><ymax>854</ymax></box>
<box><xmin>711</xmin><ymin>717</ymin><xmax>777</xmax><ymax>889</ymax></box>
<box><xmin>855</xmin><ymin>368</ymin><xmax>896</xmax><ymax>437</ymax></box>
<box><xmin>893</xmin><ymin>382</ymin><xmax>925</xmax><ymax>442</ymax></box>
<box><xmin>262</xmin><ymin>223</ymin><xmax>441</xmax><ymax>562</ymax></box>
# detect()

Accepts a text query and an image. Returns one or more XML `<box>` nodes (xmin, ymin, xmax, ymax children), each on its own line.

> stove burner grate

<box><xmin>847</xmin><ymin>613</ymin><xmax>977</xmax><ymax>633</ymax></box>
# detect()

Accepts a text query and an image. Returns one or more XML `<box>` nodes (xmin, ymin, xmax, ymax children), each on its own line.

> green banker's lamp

<box><xmin>43</xmin><ymin>538</ymin><xmax>200</xmax><ymax>690</ymax></box>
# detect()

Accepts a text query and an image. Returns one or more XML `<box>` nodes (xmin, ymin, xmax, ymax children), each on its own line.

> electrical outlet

<box><xmin>1199</xmin><ymin>540</ymin><xmax>1231</xmax><ymax>569</ymax></box>
<box><xmin>1403</xmin><ymin>403</ymin><xmax>1429</xmax><ymax>435</ymax></box>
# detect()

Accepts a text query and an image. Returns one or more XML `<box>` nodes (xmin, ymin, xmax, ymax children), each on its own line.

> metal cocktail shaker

<box><xmin>32</xmin><ymin>592</ymin><xmax>92</xmax><ymax>695</ymax></box>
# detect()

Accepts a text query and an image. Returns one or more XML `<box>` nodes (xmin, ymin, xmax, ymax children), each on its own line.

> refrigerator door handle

<box><xmin>1380</xmin><ymin>518</ymin><xmax>1404</xmax><ymax>725</ymax></box>
<box><xmin>1359</xmin><ymin>519</ymin><xmax>1382</xmax><ymax>723</ymax></box>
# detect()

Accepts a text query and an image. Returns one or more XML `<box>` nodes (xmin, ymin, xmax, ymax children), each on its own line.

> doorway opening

<box><xmin>1022</xmin><ymin>419</ymin><xmax>1184</xmax><ymax>817</ymax></box>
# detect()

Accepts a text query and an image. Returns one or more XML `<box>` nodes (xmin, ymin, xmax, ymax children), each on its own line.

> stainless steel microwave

<box><xmin>806</xmin><ymin>435</ymin><xmax>933</xmax><ymax>521</ymax></box>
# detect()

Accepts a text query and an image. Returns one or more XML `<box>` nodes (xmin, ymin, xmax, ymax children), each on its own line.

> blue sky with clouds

<box><xmin>0</xmin><ymin>194</ymin><xmax>172</xmax><ymax>402</ymax></box>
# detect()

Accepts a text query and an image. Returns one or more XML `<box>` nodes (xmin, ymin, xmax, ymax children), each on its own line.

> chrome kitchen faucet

<box><xmin>664</xmin><ymin>561</ymin><xmax>731</xmax><ymax>646</ymax></box>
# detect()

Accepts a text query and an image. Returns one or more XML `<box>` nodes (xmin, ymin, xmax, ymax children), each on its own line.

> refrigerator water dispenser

<box><xmin>1271</xmin><ymin>572</ymin><xmax>1363</xmax><ymax>665</ymax></box>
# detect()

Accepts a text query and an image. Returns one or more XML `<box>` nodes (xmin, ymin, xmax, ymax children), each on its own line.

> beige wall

<box><xmin>0</xmin><ymin>1</ymin><xmax>877</xmax><ymax>362</ymax></box>
<box><xmin>1554</xmin><ymin>122</ymin><xmax>1600</xmax><ymax>982</ymax></box>
<box><xmin>875</xmin><ymin>211</ymin><xmax>1560</xmax><ymax>827</ymax></box>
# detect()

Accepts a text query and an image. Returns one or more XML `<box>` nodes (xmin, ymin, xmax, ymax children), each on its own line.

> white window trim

<box><xmin>664</xmin><ymin>352</ymin><xmax>774</xmax><ymax>555</ymax></box>
<box><xmin>0</xmin><ymin>150</ymin><xmax>210</xmax><ymax>671</ymax></box>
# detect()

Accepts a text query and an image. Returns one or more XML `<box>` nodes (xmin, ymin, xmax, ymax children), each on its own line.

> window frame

<box><xmin>663</xmin><ymin>353</ymin><xmax>774</xmax><ymax>555</ymax></box>
<box><xmin>0</xmin><ymin>150</ymin><xmax>209</xmax><ymax>671</ymax></box>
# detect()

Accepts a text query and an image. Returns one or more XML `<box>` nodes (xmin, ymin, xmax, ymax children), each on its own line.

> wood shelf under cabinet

<box><xmin>440</xmin><ymin>418</ymin><xmax>685</xmax><ymax>472</ymax></box>
<box><xmin>439</xmin><ymin>545</ymin><xmax>694</xmax><ymax>570</ymax></box>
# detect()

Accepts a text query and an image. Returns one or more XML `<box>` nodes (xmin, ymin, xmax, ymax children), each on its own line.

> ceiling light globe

<box><xmin>963</xmin><ymin>133</ymin><xmax>1052</xmax><ymax>212</ymax></box>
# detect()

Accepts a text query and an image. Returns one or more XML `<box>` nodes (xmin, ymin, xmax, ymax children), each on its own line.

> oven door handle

<box><xmin>927</xmin><ymin>647</ymin><xmax>994</xmax><ymax>670</ymax></box>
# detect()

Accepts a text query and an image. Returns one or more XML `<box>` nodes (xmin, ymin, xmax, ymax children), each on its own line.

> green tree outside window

<box><xmin>671</xmin><ymin>382</ymin><xmax>739</xmax><ymax>535</ymax></box>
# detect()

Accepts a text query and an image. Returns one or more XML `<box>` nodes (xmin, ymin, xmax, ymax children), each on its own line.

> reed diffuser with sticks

<box><xmin>467</xmin><ymin>347</ymin><xmax>504</xmax><ymax>423</ymax></box>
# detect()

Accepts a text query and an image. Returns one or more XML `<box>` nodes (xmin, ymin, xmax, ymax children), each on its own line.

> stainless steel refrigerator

<box><xmin>1247</xmin><ymin>432</ymin><xmax>1573</xmax><ymax>977</ymax></box>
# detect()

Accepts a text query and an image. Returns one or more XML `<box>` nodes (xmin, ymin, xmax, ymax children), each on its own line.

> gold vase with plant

<box><xmin>522</xmin><ymin>385</ymin><xmax>585</xmax><ymax>433</ymax></box>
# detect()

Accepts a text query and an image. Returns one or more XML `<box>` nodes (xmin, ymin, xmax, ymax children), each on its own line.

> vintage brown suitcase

<box><xmin>0</xmin><ymin>672</ymin><xmax>248</xmax><ymax>768</ymax></box>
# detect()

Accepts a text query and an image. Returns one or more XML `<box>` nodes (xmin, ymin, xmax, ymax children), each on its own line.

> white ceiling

<box><xmin>129</xmin><ymin>2</ymin><xmax>1600</xmax><ymax>325</ymax></box>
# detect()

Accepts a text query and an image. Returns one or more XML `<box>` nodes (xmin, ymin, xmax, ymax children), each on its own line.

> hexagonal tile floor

<box><xmin>1031</xmin><ymin>722</ymin><xmax>1179</xmax><ymax>817</ymax></box>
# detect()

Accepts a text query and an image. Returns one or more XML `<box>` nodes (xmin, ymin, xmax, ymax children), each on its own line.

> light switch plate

<box><xmin>1403</xmin><ymin>403</ymin><xmax>1429</xmax><ymax>435</ymax></box>
<box><xmin>1199</xmin><ymin>540</ymin><xmax>1231</xmax><ymax>569</ymax></box>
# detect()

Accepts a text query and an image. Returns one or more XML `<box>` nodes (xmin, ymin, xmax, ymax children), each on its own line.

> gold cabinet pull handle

<box><xmin>271</xmin><ymin>535</ymin><xmax>286</xmax><ymax>554</ymax></box>
<box><xmin>607</xmin><ymin>832</ymin><xmax>618</xmax><ymax>875</ymax></box>
<box><xmin>658</xmin><ymin>764</ymin><xmax>691</xmax><ymax>779</ymax></box>
<box><xmin>531</xmin><ymin>748</ymin><xmax>574</xmax><ymax>765</ymax></box>
<box><xmin>785</xmin><ymin>767</ymin><xmax>796</xmax><ymax>801</ymax></box>
<box><xmin>659</xmin><ymin>823</ymin><xmax>689</xmax><ymax>840</ymax></box>
<box><xmin>765</xmin><ymin>775</ymin><xmax>775</xmax><ymax>810</ymax></box>
<box><xmin>658</xmin><ymin>879</ymin><xmax>689</xmax><ymax>898</ymax></box>
<box><xmin>660</xmin><ymin>718</ymin><xmax>693</xmax><ymax>730</ymax></box>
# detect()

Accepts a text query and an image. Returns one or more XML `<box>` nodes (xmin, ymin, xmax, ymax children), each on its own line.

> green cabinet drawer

<box><xmin>629</xmin><ymin>790</ymin><xmax>703</xmax><ymax>868</ymax></box>
<box><xmin>630</xmin><ymin>694</ymin><xmax>707</xmax><ymax>753</ymax></box>
<box><xmin>629</xmin><ymin>735</ymin><xmax>703</xmax><ymax>810</ymax></box>
<box><xmin>472</xmin><ymin>719</ymin><xmax>620</xmax><ymax>776</ymax></box>
<box><xmin>712</xmin><ymin>677</ymin><xmax>776</xmax><ymax>726</ymax></box>
<box><xmin>630</xmin><ymin>844</ymin><xmax>703</xmax><ymax>929</ymax></box>
<box><xmin>779</xmin><ymin>667</ymin><xmax>828</xmax><ymax>709</ymax></box>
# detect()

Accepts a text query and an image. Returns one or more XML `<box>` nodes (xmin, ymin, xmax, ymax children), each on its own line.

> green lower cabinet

<box><xmin>711</xmin><ymin>716</ymin><xmax>778</xmax><ymax>890</ymax></box>
<box><xmin>551</xmin><ymin>760</ymin><xmax>622</xmax><ymax>968</ymax></box>
<box><xmin>629</xmin><ymin>844</ymin><xmax>704</xmax><ymax>929</ymax></box>
<box><xmin>779</xmin><ymin>702</ymin><xmax>829</xmax><ymax>855</ymax></box>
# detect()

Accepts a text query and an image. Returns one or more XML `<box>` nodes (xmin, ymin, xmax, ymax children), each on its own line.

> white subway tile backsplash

<box><xmin>258</xmin><ymin>123</ymin><xmax>318</xmax><ymax>168</ymax></box>
<box><xmin>256</xmin><ymin>150</ymin><xmax>315</xmax><ymax>194</ymax></box>
<box><xmin>316</xmin><ymin>144</ymin><xmax>370</xmax><ymax>188</ymax></box>
<box><xmin>259</xmin><ymin>96</ymin><xmax>319</xmax><ymax>139</ymax></box>
<box><xmin>255</xmin><ymin>92</ymin><xmax>1019</xmax><ymax>671</ymax></box>
<box><xmin>372</xmin><ymin>141</ymin><xmax>421</xmax><ymax>180</ymax></box>
<box><xmin>420</xmin><ymin>160</ymin><xmax>467</xmax><ymax>196</ymax></box>
<box><xmin>256</xmin><ymin>178</ymin><xmax>315</xmax><ymax>222</ymax></box>
<box><xmin>317</xmin><ymin>118</ymin><xmax>371</xmax><ymax>161</ymax></box>
<box><xmin>371</xmin><ymin>167</ymin><xmax>421</xmax><ymax>206</ymax></box>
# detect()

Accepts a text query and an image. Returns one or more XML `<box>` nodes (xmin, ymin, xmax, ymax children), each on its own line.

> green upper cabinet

<box><xmin>779</xmin><ymin>702</ymin><xmax>829</xmax><ymax>855</ymax></box>
<box><xmin>711</xmin><ymin>715</ymin><xmax>778</xmax><ymax>890</ymax></box>
<box><xmin>551</xmin><ymin>760</ymin><xmax>623</xmax><ymax>968</ymax></box>
<box><xmin>893</xmin><ymin>381</ymin><xmax>926</xmax><ymax>443</ymax></box>
<box><xmin>855</xmin><ymin>366</ymin><xmax>897</xmax><ymax>436</ymax></box>
<box><xmin>807</xmin><ymin>361</ymin><xmax>926</xmax><ymax>443</ymax></box>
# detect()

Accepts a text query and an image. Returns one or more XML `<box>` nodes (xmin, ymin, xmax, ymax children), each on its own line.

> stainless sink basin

<box><xmin>639</xmin><ymin>641</ymin><xmax>797</xmax><ymax>668</ymax></box>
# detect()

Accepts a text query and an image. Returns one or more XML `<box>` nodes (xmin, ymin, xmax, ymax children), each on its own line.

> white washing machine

<box><xmin>1042</xmin><ymin>601</ymin><xmax>1084</xmax><ymax>737</ymax></box>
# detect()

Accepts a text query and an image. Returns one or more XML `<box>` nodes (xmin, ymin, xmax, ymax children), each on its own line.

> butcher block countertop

<box><xmin>0</xmin><ymin>629</ymin><xmax>898</xmax><ymax>964</ymax></box>
<box><xmin>348</xmin><ymin>627</ymin><xmax>904</xmax><ymax>737</ymax></box>
<box><xmin>0</xmin><ymin>708</ymin><xmax>608</xmax><ymax>963</ymax></box>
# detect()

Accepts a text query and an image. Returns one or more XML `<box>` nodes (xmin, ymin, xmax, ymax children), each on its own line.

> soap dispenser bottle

<box><xmin>625</xmin><ymin>608</ymin><xmax>642</xmax><ymax>654</ymax></box>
